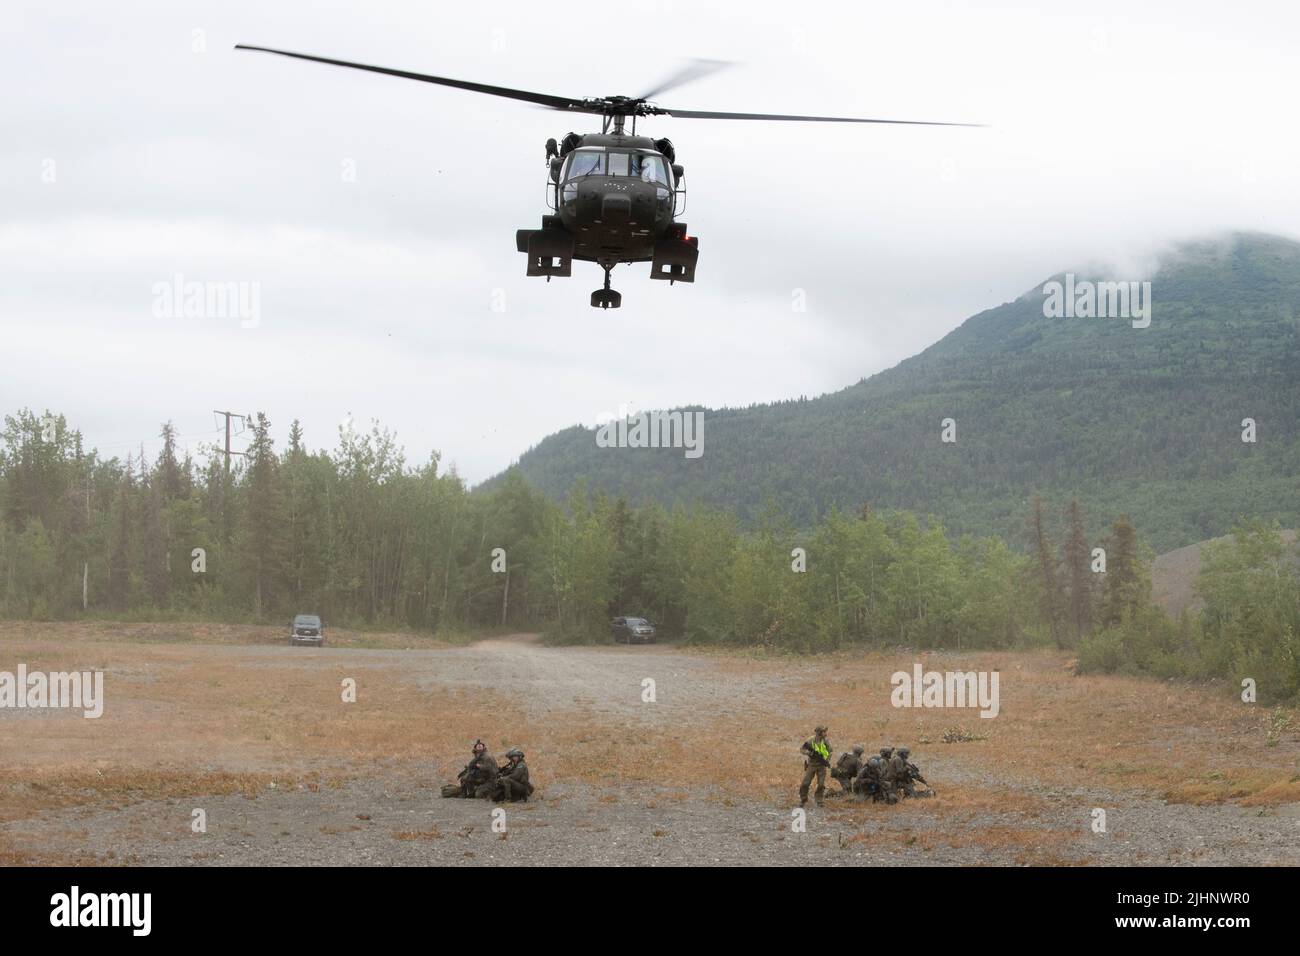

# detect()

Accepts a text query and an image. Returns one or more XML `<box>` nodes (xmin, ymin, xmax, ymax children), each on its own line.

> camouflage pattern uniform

<box><xmin>799</xmin><ymin>727</ymin><xmax>832</xmax><ymax>806</ymax></box>
<box><xmin>854</xmin><ymin>756</ymin><xmax>896</xmax><ymax>803</ymax></box>
<box><xmin>467</xmin><ymin>748</ymin><xmax>499</xmax><ymax>798</ymax></box>
<box><xmin>496</xmin><ymin>748</ymin><xmax>534</xmax><ymax>802</ymax></box>
<box><xmin>831</xmin><ymin>745</ymin><xmax>865</xmax><ymax>793</ymax></box>
<box><xmin>886</xmin><ymin>748</ymin><xmax>910</xmax><ymax>798</ymax></box>
<box><xmin>896</xmin><ymin>746</ymin><xmax>928</xmax><ymax>797</ymax></box>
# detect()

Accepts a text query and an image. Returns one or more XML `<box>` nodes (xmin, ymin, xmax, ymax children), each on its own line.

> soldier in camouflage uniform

<box><xmin>895</xmin><ymin>746</ymin><xmax>932</xmax><ymax>797</ymax></box>
<box><xmin>441</xmin><ymin>739</ymin><xmax>498</xmax><ymax>798</ymax></box>
<box><xmin>466</xmin><ymin>739</ymin><xmax>500</xmax><ymax>798</ymax></box>
<box><xmin>798</xmin><ymin>725</ymin><xmax>832</xmax><ymax>807</ymax></box>
<box><xmin>831</xmin><ymin>745</ymin><xmax>866</xmax><ymax>794</ymax></box>
<box><xmin>885</xmin><ymin>745</ymin><xmax>910</xmax><ymax>797</ymax></box>
<box><xmin>854</xmin><ymin>756</ymin><xmax>896</xmax><ymax>803</ymax></box>
<box><xmin>495</xmin><ymin>748</ymin><xmax>534</xmax><ymax>802</ymax></box>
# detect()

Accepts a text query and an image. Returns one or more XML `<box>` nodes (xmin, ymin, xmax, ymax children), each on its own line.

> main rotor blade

<box><xmin>234</xmin><ymin>45</ymin><xmax>583</xmax><ymax>111</ymax></box>
<box><xmin>638</xmin><ymin>58</ymin><xmax>733</xmax><ymax>101</ymax></box>
<box><xmin>659</xmin><ymin>106</ymin><xmax>984</xmax><ymax>126</ymax></box>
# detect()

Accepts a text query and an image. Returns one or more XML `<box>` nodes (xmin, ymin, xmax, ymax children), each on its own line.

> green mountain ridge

<box><xmin>490</xmin><ymin>232</ymin><xmax>1300</xmax><ymax>551</ymax></box>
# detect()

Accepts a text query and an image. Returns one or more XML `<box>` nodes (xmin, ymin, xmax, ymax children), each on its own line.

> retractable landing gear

<box><xmin>591</xmin><ymin>264</ymin><xmax>621</xmax><ymax>309</ymax></box>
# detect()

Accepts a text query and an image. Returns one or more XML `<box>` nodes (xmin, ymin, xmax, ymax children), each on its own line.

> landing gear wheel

<box><xmin>591</xmin><ymin>264</ymin><xmax>621</xmax><ymax>309</ymax></box>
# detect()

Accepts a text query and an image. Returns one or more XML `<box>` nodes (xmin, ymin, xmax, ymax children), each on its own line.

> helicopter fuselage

<box><xmin>554</xmin><ymin>133</ymin><xmax>676</xmax><ymax>264</ymax></box>
<box><xmin>517</xmin><ymin>132</ymin><xmax>699</xmax><ymax>306</ymax></box>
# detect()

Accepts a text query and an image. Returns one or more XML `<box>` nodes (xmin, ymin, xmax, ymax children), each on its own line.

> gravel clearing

<box><xmin>5</xmin><ymin>634</ymin><xmax>1298</xmax><ymax>866</ymax></box>
<box><xmin>11</xmin><ymin>767</ymin><xmax>1299</xmax><ymax>866</ymax></box>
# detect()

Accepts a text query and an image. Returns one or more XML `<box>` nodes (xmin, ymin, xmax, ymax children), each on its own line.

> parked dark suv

<box><xmin>610</xmin><ymin>616</ymin><xmax>656</xmax><ymax>644</ymax></box>
<box><xmin>290</xmin><ymin>614</ymin><xmax>325</xmax><ymax>646</ymax></box>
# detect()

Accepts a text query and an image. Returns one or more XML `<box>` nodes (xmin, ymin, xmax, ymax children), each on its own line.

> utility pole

<box><xmin>212</xmin><ymin>410</ymin><xmax>248</xmax><ymax>479</ymax></box>
<box><xmin>84</xmin><ymin>475</ymin><xmax>90</xmax><ymax>612</ymax></box>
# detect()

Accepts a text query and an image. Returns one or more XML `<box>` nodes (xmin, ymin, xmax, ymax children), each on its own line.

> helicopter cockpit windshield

<box><xmin>563</xmin><ymin>149</ymin><xmax>670</xmax><ymax>186</ymax></box>
<box><xmin>566</xmin><ymin>149</ymin><xmax>605</xmax><ymax>178</ymax></box>
<box><xmin>633</xmin><ymin>154</ymin><xmax>669</xmax><ymax>186</ymax></box>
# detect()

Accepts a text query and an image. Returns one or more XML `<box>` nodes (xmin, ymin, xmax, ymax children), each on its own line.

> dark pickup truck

<box><xmin>290</xmin><ymin>614</ymin><xmax>325</xmax><ymax>647</ymax></box>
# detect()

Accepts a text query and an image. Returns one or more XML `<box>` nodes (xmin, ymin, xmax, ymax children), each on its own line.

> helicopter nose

<box><xmin>600</xmin><ymin>194</ymin><xmax>632</xmax><ymax>225</ymax></box>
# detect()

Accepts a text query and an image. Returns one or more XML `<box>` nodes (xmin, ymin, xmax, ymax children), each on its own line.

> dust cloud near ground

<box><xmin>2</xmin><ymin>624</ymin><xmax>1297</xmax><ymax>866</ymax></box>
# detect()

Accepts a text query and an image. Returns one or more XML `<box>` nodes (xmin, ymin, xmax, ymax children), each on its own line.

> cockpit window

<box><xmin>635</xmin><ymin>154</ymin><xmax>669</xmax><ymax>185</ymax></box>
<box><xmin>564</xmin><ymin>150</ymin><xmax>670</xmax><ymax>185</ymax></box>
<box><xmin>607</xmin><ymin>152</ymin><xmax>630</xmax><ymax>177</ymax></box>
<box><xmin>566</xmin><ymin>150</ymin><xmax>604</xmax><ymax>178</ymax></box>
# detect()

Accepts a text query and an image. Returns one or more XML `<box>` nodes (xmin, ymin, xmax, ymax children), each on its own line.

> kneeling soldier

<box><xmin>496</xmin><ymin>748</ymin><xmax>534</xmax><ymax>802</ymax></box>
<box><xmin>897</xmin><ymin>746</ymin><xmax>932</xmax><ymax>797</ymax></box>
<box><xmin>832</xmin><ymin>745</ymin><xmax>866</xmax><ymax>794</ymax></box>
<box><xmin>855</xmin><ymin>756</ymin><xmax>897</xmax><ymax>804</ymax></box>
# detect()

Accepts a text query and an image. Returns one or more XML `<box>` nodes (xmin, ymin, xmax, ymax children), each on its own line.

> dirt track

<box><xmin>3</xmin><ymin>631</ymin><xmax>1298</xmax><ymax>866</ymax></box>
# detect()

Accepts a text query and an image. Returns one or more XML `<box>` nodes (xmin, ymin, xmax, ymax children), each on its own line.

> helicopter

<box><xmin>235</xmin><ymin>45</ymin><xmax>980</xmax><ymax>308</ymax></box>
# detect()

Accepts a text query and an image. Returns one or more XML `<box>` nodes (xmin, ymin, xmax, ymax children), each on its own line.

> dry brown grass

<box><xmin>0</xmin><ymin>622</ymin><xmax>528</xmax><ymax>852</ymax></box>
<box><xmin>2</xmin><ymin>622</ymin><xmax>1297</xmax><ymax>866</ymax></box>
<box><xmin>800</xmin><ymin>649</ymin><xmax>1300</xmax><ymax>806</ymax></box>
<box><xmin>501</xmin><ymin>647</ymin><xmax>1300</xmax><ymax>814</ymax></box>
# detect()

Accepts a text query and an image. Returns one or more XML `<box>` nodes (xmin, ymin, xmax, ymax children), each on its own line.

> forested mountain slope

<box><xmin>496</xmin><ymin>233</ymin><xmax>1300</xmax><ymax>551</ymax></box>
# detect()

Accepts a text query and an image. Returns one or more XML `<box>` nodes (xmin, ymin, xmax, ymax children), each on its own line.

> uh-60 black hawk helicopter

<box><xmin>235</xmin><ymin>45</ymin><xmax>980</xmax><ymax>309</ymax></box>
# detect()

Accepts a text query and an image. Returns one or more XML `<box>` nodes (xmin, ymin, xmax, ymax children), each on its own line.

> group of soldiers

<box><xmin>440</xmin><ymin>739</ymin><xmax>535</xmax><ymax>802</ymax></box>
<box><xmin>799</xmin><ymin>726</ymin><xmax>933</xmax><ymax>807</ymax></box>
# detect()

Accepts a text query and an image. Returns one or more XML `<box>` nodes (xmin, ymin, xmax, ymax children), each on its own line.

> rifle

<box><xmin>458</xmin><ymin>758</ymin><xmax>495</xmax><ymax>784</ymax></box>
<box><xmin>906</xmin><ymin>762</ymin><xmax>935</xmax><ymax>795</ymax></box>
<box><xmin>804</xmin><ymin>747</ymin><xmax>831</xmax><ymax>768</ymax></box>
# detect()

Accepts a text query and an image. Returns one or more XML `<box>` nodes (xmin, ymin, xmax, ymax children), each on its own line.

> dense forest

<box><xmin>3</xmin><ymin>406</ymin><xmax>1296</xmax><ymax>701</ymax></box>
<box><xmin>498</xmin><ymin>233</ymin><xmax>1300</xmax><ymax>552</ymax></box>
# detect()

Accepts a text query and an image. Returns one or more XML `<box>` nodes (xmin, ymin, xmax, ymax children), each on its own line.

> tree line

<box><xmin>2</xmin><ymin>408</ymin><xmax>1294</xmax><ymax>700</ymax></box>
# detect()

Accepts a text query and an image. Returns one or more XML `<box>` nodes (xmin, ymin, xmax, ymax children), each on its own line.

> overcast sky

<box><xmin>3</xmin><ymin>0</ymin><xmax>1299</xmax><ymax>482</ymax></box>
